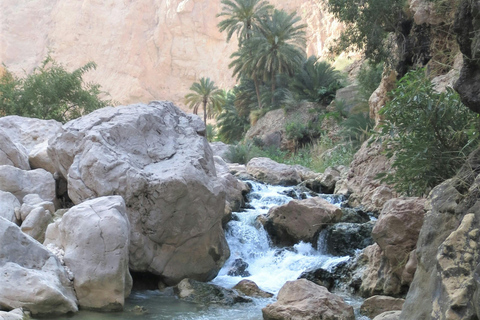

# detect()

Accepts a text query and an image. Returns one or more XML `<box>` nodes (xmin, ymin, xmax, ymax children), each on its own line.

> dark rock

<box><xmin>227</xmin><ymin>258</ymin><xmax>251</xmax><ymax>277</ymax></box>
<box><xmin>323</xmin><ymin>222</ymin><xmax>375</xmax><ymax>256</ymax></box>
<box><xmin>299</xmin><ymin>261</ymin><xmax>349</xmax><ymax>291</ymax></box>
<box><xmin>340</xmin><ymin>207</ymin><xmax>371</xmax><ymax>224</ymax></box>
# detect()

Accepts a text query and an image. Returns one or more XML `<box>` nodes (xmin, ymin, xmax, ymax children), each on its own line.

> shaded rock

<box><xmin>323</xmin><ymin>222</ymin><xmax>375</xmax><ymax>256</ymax></box>
<box><xmin>264</xmin><ymin>197</ymin><xmax>342</xmax><ymax>246</ymax></box>
<box><xmin>360</xmin><ymin>295</ymin><xmax>405</xmax><ymax>319</ymax></box>
<box><xmin>0</xmin><ymin>128</ymin><xmax>29</xmax><ymax>170</ymax></box>
<box><xmin>174</xmin><ymin>278</ymin><xmax>252</xmax><ymax>306</ymax></box>
<box><xmin>47</xmin><ymin>102</ymin><xmax>229</xmax><ymax>285</ymax></box>
<box><xmin>319</xmin><ymin>166</ymin><xmax>342</xmax><ymax>193</ymax></box>
<box><xmin>0</xmin><ymin>190</ymin><xmax>20</xmax><ymax>224</ymax></box>
<box><xmin>299</xmin><ymin>261</ymin><xmax>349</xmax><ymax>291</ymax></box>
<box><xmin>373</xmin><ymin>311</ymin><xmax>401</xmax><ymax>320</ymax></box>
<box><xmin>210</xmin><ymin>141</ymin><xmax>231</xmax><ymax>161</ymax></box>
<box><xmin>340</xmin><ymin>207</ymin><xmax>370</xmax><ymax>224</ymax></box>
<box><xmin>44</xmin><ymin>196</ymin><xmax>132</xmax><ymax>311</ymax></box>
<box><xmin>246</xmin><ymin>157</ymin><xmax>302</xmax><ymax>186</ymax></box>
<box><xmin>0</xmin><ymin>166</ymin><xmax>56</xmax><ymax>204</ymax></box>
<box><xmin>0</xmin><ymin>217</ymin><xmax>77</xmax><ymax>315</ymax></box>
<box><xmin>227</xmin><ymin>258</ymin><xmax>251</xmax><ymax>277</ymax></box>
<box><xmin>233</xmin><ymin>279</ymin><xmax>273</xmax><ymax>298</ymax></box>
<box><xmin>262</xmin><ymin>279</ymin><xmax>355</xmax><ymax>320</ymax></box>
<box><xmin>214</xmin><ymin>156</ymin><xmax>249</xmax><ymax>215</ymax></box>
<box><xmin>19</xmin><ymin>194</ymin><xmax>55</xmax><ymax>242</ymax></box>
<box><xmin>335</xmin><ymin>84</ymin><xmax>359</xmax><ymax>113</ymax></box>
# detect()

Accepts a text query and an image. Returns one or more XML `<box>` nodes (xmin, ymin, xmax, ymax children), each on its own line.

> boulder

<box><xmin>264</xmin><ymin>197</ymin><xmax>342</xmax><ymax>246</ymax></box>
<box><xmin>262</xmin><ymin>279</ymin><xmax>355</xmax><ymax>320</ymax></box>
<box><xmin>18</xmin><ymin>194</ymin><xmax>55</xmax><ymax>242</ymax></box>
<box><xmin>319</xmin><ymin>166</ymin><xmax>342</xmax><ymax>193</ymax></box>
<box><xmin>174</xmin><ymin>278</ymin><xmax>252</xmax><ymax>306</ymax></box>
<box><xmin>44</xmin><ymin>196</ymin><xmax>132</xmax><ymax>311</ymax></box>
<box><xmin>0</xmin><ymin>217</ymin><xmax>77</xmax><ymax>315</ymax></box>
<box><xmin>246</xmin><ymin>157</ymin><xmax>302</xmax><ymax>186</ymax></box>
<box><xmin>299</xmin><ymin>261</ymin><xmax>349</xmax><ymax>291</ymax></box>
<box><xmin>227</xmin><ymin>258</ymin><xmax>251</xmax><ymax>277</ymax></box>
<box><xmin>0</xmin><ymin>166</ymin><xmax>56</xmax><ymax>204</ymax></box>
<box><xmin>0</xmin><ymin>128</ymin><xmax>29</xmax><ymax>170</ymax></box>
<box><xmin>47</xmin><ymin>101</ymin><xmax>229</xmax><ymax>285</ymax></box>
<box><xmin>210</xmin><ymin>141</ymin><xmax>231</xmax><ymax>161</ymax></box>
<box><xmin>214</xmin><ymin>156</ymin><xmax>249</xmax><ymax>215</ymax></box>
<box><xmin>360</xmin><ymin>295</ymin><xmax>405</xmax><ymax>319</ymax></box>
<box><xmin>0</xmin><ymin>190</ymin><xmax>20</xmax><ymax>224</ymax></box>
<box><xmin>373</xmin><ymin>311</ymin><xmax>401</xmax><ymax>320</ymax></box>
<box><xmin>233</xmin><ymin>279</ymin><xmax>273</xmax><ymax>298</ymax></box>
<box><xmin>324</xmin><ymin>221</ymin><xmax>375</xmax><ymax>256</ymax></box>
<box><xmin>0</xmin><ymin>308</ymin><xmax>25</xmax><ymax>320</ymax></box>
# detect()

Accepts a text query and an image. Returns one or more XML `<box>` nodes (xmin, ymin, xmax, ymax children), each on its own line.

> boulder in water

<box><xmin>233</xmin><ymin>279</ymin><xmax>273</xmax><ymax>298</ymax></box>
<box><xmin>298</xmin><ymin>261</ymin><xmax>349</xmax><ymax>291</ymax></box>
<box><xmin>324</xmin><ymin>221</ymin><xmax>375</xmax><ymax>256</ymax></box>
<box><xmin>262</xmin><ymin>279</ymin><xmax>355</xmax><ymax>320</ymax></box>
<box><xmin>373</xmin><ymin>310</ymin><xmax>401</xmax><ymax>320</ymax></box>
<box><xmin>360</xmin><ymin>295</ymin><xmax>404</xmax><ymax>319</ymax></box>
<box><xmin>246</xmin><ymin>157</ymin><xmax>302</xmax><ymax>186</ymax></box>
<box><xmin>227</xmin><ymin>258</ymin><xmax>251</xmax><ymax>277</ymax></box>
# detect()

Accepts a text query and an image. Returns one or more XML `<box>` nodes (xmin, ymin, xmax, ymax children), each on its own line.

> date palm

<box><xmin>184</xmin><ymin>77</ymin><xmax>225</xmax><ymax>139</ymax></box>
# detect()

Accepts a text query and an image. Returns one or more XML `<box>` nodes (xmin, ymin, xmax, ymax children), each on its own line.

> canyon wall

<box><xmin>0</xmin><ymin>0</ymin><xmax>342</xmax><ymax>110</ymax></box>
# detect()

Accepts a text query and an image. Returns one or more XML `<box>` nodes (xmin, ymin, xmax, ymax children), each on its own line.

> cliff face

<box><xmin>0</xmin><ymin>0</ymin><xmax>342</xmax><ymax>110</ymax></box>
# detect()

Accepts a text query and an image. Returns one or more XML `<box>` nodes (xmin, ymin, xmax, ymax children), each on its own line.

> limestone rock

<box><xmin>0</xmin><ymin>166</ymin><xmax>56</xmax><ymax>204</ymax></box>
<box><xmin>373</xmin><ymin>311</ymin><xmax>401</xmax><ymax>320</ymax></box>
<box><xmin>44</xmin><ymin>196</ymin><xmax>131</xmax><ymax>311</ymax></box>
<box><xmin>320</xmin><ymin>166</ymin><xmax>342</xmax><ymax>193</ymax></box>
<box><xmin>174</xmin><ymin>278</ymin><xmax>252</xmax><ymax>306</ymax></box>
<box><xmin>264</xmin><ymin>197</ymin><xmax>342</xmax><ymax>246</ymax></box>
<box><xmin>0</xmin><ymin>308</ymin><xmax>26</xmax><ymax>320</ymax></box>
<box><xmin>19</xmin><ymin>194</ymin><xmax>55</xmax><ymax>242</ymax></box>
<box><xmin>0</xmin><ymin>128</ymin><xmax>29</xmax><ymax>170</ymax></box>
<box><xmin>210</xmin><ymin>142</ymin><xmax>231</xmax><ymax>161</ymax></box>
<box><xmin>246</xmin><ymin>157</ymin><xmax>302</xmax><ymax>186</ymax></box>
<box><xmin>369</xmin><ymin>70</ymin><xmax>397</xmax><ymax>126</ymax></box>
<box><xmin>233</xmin><ymin>279</ymin><xmax>273</xmax><ymax>298</ymax></box>
<box><xmin>0</xmin><ymin>190</ymin><xmax>20</xmax><ymax>224</ymax></box>
<box><xmin>360</xmin><ymin>295</ymin><xmax>405</xmax><ymax>319</ymax></box>
<box><xmin>214</xmin><ymin>156</ymin><xmax>249</xmax><ymax>215</ymax></box>
<box><xmin>47</xmin><ymin>101</ymin><xmax>229</xmax><ymax>285</ymax></box>
<box><xmin>262</xmin><ymin>279</ymin><xmax>355</xmax><ymax>320</ymax></box>
<box><xmin>0</xmin><ymin>217</ymin><xmax>77</xmax><ymax>315</ymax></box>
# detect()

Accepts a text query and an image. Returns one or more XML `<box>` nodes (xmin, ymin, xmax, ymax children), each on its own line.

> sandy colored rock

<box><xmin>0</xmin><ymin>217</ymin><xmax>77</xmax><ymax>315</ymax></box>
<box><xmin>360</xmin><ymin>295</ymin><xmax>405</xmax><ymax>319</ymax></box>
<box><xmin>233</xmin><ymin>279</ymin><xmax>273</xmax><ymax>298</ymax></box>
<box><xmin>0</xmin><ymin>128</ymin><xmax>29</xmax><ymax>170</ymax></box>
<box><xmin>369</xmin><ymin>70</ymin><xmax>397</xmax><ymax>126</ymax></box>
<box><xmin>262</xmin><ymin>279</ymin><xmax>355</xmax><ymax>320</ymax></box>
<box><xmin>265</xmin><ymin>197</ymin><xmax>342</xmax><ymax>246</ymax></box>
<box><xmin>214</xmin><ymin>155</ymin><xmax>249</xmax><ymax>215</ymax></box>
<box><xmin>373</xmin><ymin>311</ymin><xmax>401</xmax><ymax>320</ymax></box>
<box><xmin>47</xmin><ymin>101</ymin><xmax>229</xmax><ymax>285</ymax></box>
<box><xmin>247</xmin><ymin>157</ymin><xmax>302</xmax><ymax>186</ymax></box>
<box><xmin>0</xmin><ymin>308</ymin><xmax>26</xmax><ymax>320</ymax></box>
<box><xmin>44</xmin><ymin>196</ymin><xmax>131</xmax><ymax>311</ymax></box>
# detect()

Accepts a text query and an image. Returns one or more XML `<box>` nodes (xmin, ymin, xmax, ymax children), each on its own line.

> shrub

<box><xmin>378</xmin><ymin>68</ymin><xmax>480</xmax><ymax>196</ymax></box>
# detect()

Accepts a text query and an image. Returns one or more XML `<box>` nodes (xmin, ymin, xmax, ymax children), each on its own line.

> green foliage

<box><xmin>206</xmin><ymin>124</ymin><xmax>218</xmax><ymax>142</ymax></box>
<box><xmin>326</xmin><ymin>0</ymin><xmax>406</xmax><ymax>64</ymax></box>
<box><xmin>289</xmin><ymin>56</ymin><xmax>344</xmax><ymax>104</ymax></box>
<box><xmin>216</xmin><ymin>89</ymin><xmax>250</xmax><ymax>143</ymax></box>
<box><xmin>224</xmin><ymin>141</ymin><xmax>265</xmax><ymax>164</ymax></box>
<box><xmin>378</xmin><ymin>68</ymin><xmax>480</xmax><ymax>196</ymax></box>
<box><xmin>356</xmin><ymin>61</ymin><xmax>384</xmax><ymax>104</ymax></box>
<box><xmin>0</xmin><ymin>56</ymin><xmax>110</xmax><ymax>123</ymax></box>
<box><xmin>338</xmin><ymin>112</ymin><xmax>375</xmax><ymax>147</ymax></box>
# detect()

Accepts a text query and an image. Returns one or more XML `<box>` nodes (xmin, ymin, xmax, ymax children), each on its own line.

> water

<box><xmin>34</xmin><ymin>181</ymin><xmax>366</xmax><ymax>320</ymax></box>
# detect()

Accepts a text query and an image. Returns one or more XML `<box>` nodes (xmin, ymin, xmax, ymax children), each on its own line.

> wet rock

<box><xmin>233</xmin><ymin>280</ymin><xmax>273</xmax><ymax>298</ymax></box>
<box><xmin>324</xmin><ymin>221</ymin><xmax>375</xmax><ymax>256</ymax></box>
<box><xmin>227</xmin><ymin>258</ymin><xmax>251</xmax><ymax>277</ymax></box>
<box><xmin>246</xmin><ymin>157</ymin><xmax>302</xmax><ymax>186</ymax></box>
<box><xmin>340</xmin><ymin>207</ymin><xmax>370</xmax><ymax>224</ymax></box>
<box><xmin>299</xmin><ymin>261</ymin><xmax>349</xmax><ymax>291</ymax></box>
<box><xmin>360</xmin><ymin>295</ymin><xmax>405</xmax><ymax>319</ymax></box>
<box><xmin>174</xmin><ymin>279</ymin><xmax>252</xmax><ymax>306</ymax></box>
<box><xmin>264</xmin><ymin>197</ymin><xmax>342</xmax><ymax>246</ymax></box>
<box><xmin>262</xmin><ymin>279</ymin><xmax>355</xmax><ymax>320</ymax></box>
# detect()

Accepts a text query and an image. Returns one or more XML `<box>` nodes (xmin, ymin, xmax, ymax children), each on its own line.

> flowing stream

<box><xmin>37</xmin><ymin>180</ymin><xmax>369</xmax><ymax>320</ymax></box>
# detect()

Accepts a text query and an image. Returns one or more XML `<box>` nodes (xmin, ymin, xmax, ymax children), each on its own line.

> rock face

<box><xmin>360</xmin><ymin>295</ymin><xmax>405</xmax><ymax>319</ymax></box>
<box><xmin>247</xmin><ymin>157</ymin><xmax>302</xmax><ymax>186</ymax></box>
<box><xmin>262</xmin><ymin>279</ymin><xmax>355</xmax><ymax>320</ymax></box>
<box><xmin>0</xmin><ymin>129</ymin><xmax>29</xmax><ymax>170</ymax></box>
<box><xmin>0</xmin><ymin>217</ymin><xmax>77</xmax><ymax>315</ymax></box>
<box><xmin>264</xmin><ymin>197</ymin><xmax>342</xmax><ymax>246</ymax></box>
<box><xmin>400</xmin><ymin>148</ymin><xmax>480</xmax><ymax>320</ymax></box>
<box><xmin>0</xmin><ymin>190</ymin><xmax>20</xmax><ymax>224</ymax></box>
<box><xmin>44</xmin><ymin>196</ymin><xmax>132</xmax><ymax>311</ymax></box>
<box><xmin>214</xmin><ymin>156</ymin><xmax>249</xmax><ymax>215</ymax></box>
<box><xmin>47</xmin><ymin>101</ymin><xmax>229</xmax><ymax>285</ymax></box>
<box><xmin>0</xmin><ymin>0</ymin><xmax>343</xmax><ymax>109</ymax></box>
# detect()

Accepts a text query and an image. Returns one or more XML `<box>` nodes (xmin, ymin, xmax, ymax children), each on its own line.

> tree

<box><xmin>216</xmin><ymin>89</ymin><xmax>250</xmax><ymax>143</ymax></box>
<box><xmin>184</xmin><ymin>77</ymin><xmax>225</xmax><ymax>139</ymax></box>
<box><xmin>248</xmin><ymin>9</ymin><xmax>306</xmax><ymax>105</ymax></box>
<box><xmin>0</xmin><ymin>56</ymin><xmax>110</xmax><ymax>123</ymax></box>
<box><xmin>218</xmin><ymin>0</ymin><xmax>273</xmax><ymax>110</ymax></box>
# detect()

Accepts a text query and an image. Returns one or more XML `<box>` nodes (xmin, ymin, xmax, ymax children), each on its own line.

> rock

<box><xmin>369</xmin><ymin>70</ymin><xmax>397</xmax><ymax>126</ymax></box>
<box><xmin>373</xmin><ymin>311</ymin><xmax>401</xmax><ymax>320</ymax></box>
<box><xmin>334</xmin><ymin>83</ymin><xmax>359</xmax><ymax>112</ymax></box>
<box><xmin>29</xmin><ymin>141</ymin><xmax>57</xmax><ymax>174</ymax></box>
<box><xmin>340</xmin><ymin>207</ymin><xmax>370</xmax><ymax>224</ymax></box>
<box><xmin>174</xmin><ymin>278</ymin><xmax>252</xmax><ymax>306</ymax></box>
<box><xmin>0</xmin><ymin>308</ymin><xmax>26</xmax><ymax>320</ymax></box>
<box><xmin>408</xmin><ymin>0</ymin><xmax>443</xmax><ymax>25</ymax></box>
<box><xmin>319</xmin><ymin>166</ymin><xmax>342</xmax><ymax>193</ymax></box>
<box><xmin>299</xmin><ymin>261</ymin><xmax>349</xmax><ymax>291</ymax></box>
<box><xmin>0</xmin><ymin>190</ymin><xmax>20</xmax><ymax>224</ymax></box>
<box><xmin>19</xmin><ymin>194</ymin><xmax>55</xmax><ymax>242</ymax></box>
<box><xmin>227</xmin><ymin>258</ymin><xmax>251</xmax><ymax>277</ymax></box>
<box><xmin>214</xmin><ymin>156</ymin><xmax>249</xmax><ymax>215</ymax></box>
<box><xmin>360</xmin><ymin>295</ymin><xmax>405</xmax><ymax>319</ymax></box>
<box><xmin>0</xmin><ymin>217</ymin><xmax>77</xmax><ymax>315</ymax></box>
<box><xmin>0</xmin><ymin>128</ymin><xmax>29</xmax><ymax>170</ymax></box>
<box><xmin>400</xmin><ymin>148</ymin><xmax>480</xmax><ymax>320</ymax></box>
<box><xmin>246</xmin><ymin>157</ymin><xmax>302</xmax><ymax>186</ymax></box>
<box><xmin>47</xmin><ymin>101</ymin><xmax>229</xmax><ymax>285</ymax></box>
<box><xmin>0</xmin><ymin>166</ymin><xmax>56</xmax><ymax>204</ymax></box>
<box><xmin>323</xmin><ymin>222</ymin><xmax>375</xmax><ymax>256</ymax></box>
<box><xmin>262</xmin><ymin>279</ymin><xmax>355</xmax><ymax>320</ymax></box>
<box><xmin>264</xmin><ymin>197</ymin><xmax>342</xmax><ymax>246</ymax></box>
<box><xmin>210</xmin><ymin>142</ymin><xmax>231</xmax><ymax>161</ymax></box>
<box><xmin>233</xmin><ymin>279</ymin><xmax>273</xmax><ymax>298</ymax></box>
<box><xmin>44</xmin><ymin>196</ymin><xmax>132</xmax><ymax>311</ymax></box>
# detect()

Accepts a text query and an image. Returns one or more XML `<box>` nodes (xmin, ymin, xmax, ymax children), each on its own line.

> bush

<box><xmin>0</xmin><ymin>56</ymin><xmax>110</xmax><ymax>123</ymax></box>
<box><xmin>378</xmin><ymin>68</ymin><xmax>480</xmax><ymax>196</ymax></box>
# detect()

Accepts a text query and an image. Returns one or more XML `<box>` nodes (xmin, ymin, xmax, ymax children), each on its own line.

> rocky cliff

<box><xmin>0</xmin><ymin>0</ymin><xmax>342</xmax><ymax>110</ymax></box>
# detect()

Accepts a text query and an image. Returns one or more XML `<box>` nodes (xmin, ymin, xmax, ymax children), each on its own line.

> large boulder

<box><xmin>47</xmin><ymin>101</ymin><xmax>229</xmax><ymax>285</ymax></box>
<box><xmin>19</xmin><ymin>194</ymin><xmax>55</xmax><ymax>242</ymax></box>
<box><xmin>0</xmin><ymin>190</ymin><xmax>20</xmax><ymax>224</ymax></box>
<box><xmin>233</xmin><ymin>279</ymin><xmax>273</xmax><ymax>298</ymax></box>
<box><xmin>0</xmin><ymin>217</ymin><xmax>77</xmax><ymax>315</ymax></box>
<box><xmin>214</xmin><ymin>156</ymin><xmax>249</xmax><ymax>216</ymax></box>
<box><xmin>44</xmin><ymin>196</ymin><xmax>132</xmax><ymax>311</ymax></box>
<box><xmin>264</xmin><ymin>197</ymin><xmax>342</xmax><ymax>246</ymax></box>
<box><xmin>262</xmin><ymin>279</ymin><xmax>355</xmax><ymax>320</ymax></box>
<box><xmin>360</xmin><ymin>295</ymin><xmax>405</xmax><ymax>319</ymax></box>
<box><xmin>323</xmin><ymin>221</ymin><xmax>374</xmax><ymax>256</ymax></box>
<box><xmin>246</xmin><ymin>157</ymin><xmax>302</xmax><ymax>186</ymax></box>
<box><xmin>0</xmin><ymin>309</ymin><xmax>26</xmax><ymax>320</ymax></box>
<box><xmin>360</xmin><ymin>197</ymin><xmax>425</xmax><ymax>297</ymax></box>
<box><xmin>400</xmin><ymin>148</ymin><xmax>480</xmax><ymax>320</ymax></box>
<box><xmin>0</xmin><ymin>128</ymin><xmax>29</xmax><ymax>170</ymax></box>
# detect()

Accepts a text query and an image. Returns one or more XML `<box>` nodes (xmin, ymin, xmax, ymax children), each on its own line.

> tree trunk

<box><xmin>271</xmin><ymin>70</ymin><xmax>276</xmax><ymax>106</ymax></box>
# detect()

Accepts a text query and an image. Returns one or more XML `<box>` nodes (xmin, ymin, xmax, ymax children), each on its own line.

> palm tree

<box><xmin>184</xmin><ymin>77</ymin><xmax>225</xmax><ymax>139</ymax></box>
<box><xmin>249</xmin><ymin>9</ymin><xmax>306</xmax><ymax>105</ymax></box>
<box><xmin>217</xmin><ymin>0</ymin><xmax>272</xmax><ymax>110</ymax></box>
